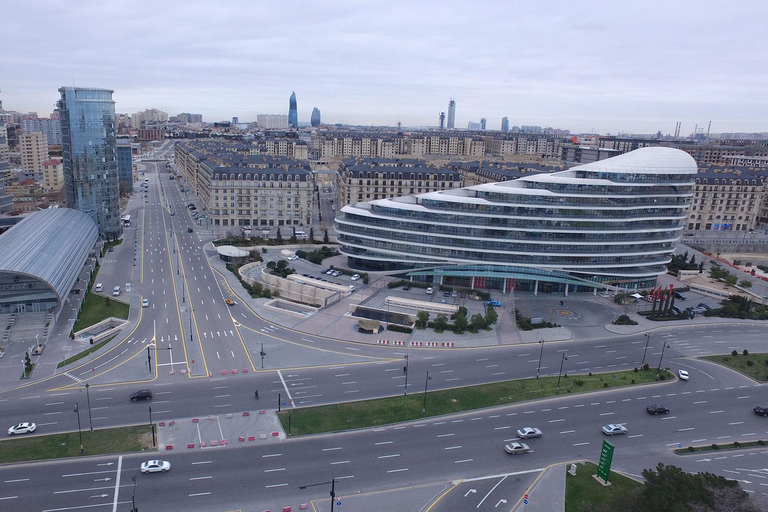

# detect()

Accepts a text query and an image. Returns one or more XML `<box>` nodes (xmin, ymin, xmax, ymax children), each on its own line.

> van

<box><xmin>295</xmin><ymin>231</ymin><xmax>307</xmax><ymax>238</ymax></box>
<box><xmin>113</xmin><ymin>286</ymin><xmax>121</xmax><ymax>296</ymax></box>
<box><xmin>95</xmin><ymin>283</ymin><xmax>103</xmax><ymax>292</ymax></box>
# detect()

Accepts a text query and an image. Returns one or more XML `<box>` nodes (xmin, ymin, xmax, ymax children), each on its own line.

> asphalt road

<box><xmin>2</xmin><ymin>142</ymin><xmax>768</xmax><ymax>510</ymax></box>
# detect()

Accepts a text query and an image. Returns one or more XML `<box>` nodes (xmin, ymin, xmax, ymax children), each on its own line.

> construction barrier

<box><xmin>169</xmin><ymin>420</ymin><xmax>175</xmax><ymax>426</ymax></box>
<box><xmin>192</xmin><ymin>418</ymin><xmax>199</xmax><ymax>423</ymax></box>
<box><xmin>259</xmin><ymin>410</ymin><xmax>266</xmax><ymax>414</ymax></box>
<box><xmin>300</xmin><ymin>504</ymin><xmax>309</xmax><ymax>510</ymax></box>
<box><xmin>187</xmin><ymin>443</ymin><xmax>195</xmax><ymax>449</ymax></box>
<box><xmin>272</xmin><ymin>432</ymin><xmax>279</xmax><ymax>437</ymax></box>
<box><xmin>221</xmin><ymin>370</ymin><xmax>228</xmax><ymax>375</ymax></box>
<box><xmin>232</xmin><ymin>369</ymin><xmax>238</xmax><ymax>374</ymax></box>
<box><xmin>242</xmin><ymin>368</ymin><xmax>249</xmax><ymax>373</ymax></box>
<box><xmin>239</xmin><ymin>436</ymin><xmax>245</xmax><ymax>442</ymax></box>
<box><xmin>158</xmin><ymin>421</ymin><xmax>165</xmax><ymax>427</ymax></box>
<box><xmin>221</xmin><ymin>439</ymin><xmax>228</xmax><ymax>445</ymax></box>
<box><xmin>248</xmin><ymin>436</ymin><xmax>256</xmax><ymax>441</ymax></box>
<box><xmin>165</xmin><ymin>445</ymin><xmax>173</xmax><ymax>450</ymax></box>
<box><xmin>243</xmin><ymin>411</ymin><xmax>250</xmax><ymax>416</ymax></box>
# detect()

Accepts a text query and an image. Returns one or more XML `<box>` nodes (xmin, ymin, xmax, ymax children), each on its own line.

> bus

<box><xmin>122</xmin><ymin>215</ymin><xmax>131</xmax><ymax>227</ymax></box>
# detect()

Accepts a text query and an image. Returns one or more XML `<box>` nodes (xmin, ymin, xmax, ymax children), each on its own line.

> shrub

<box><xmin>687</xmin><ymin>446</ymin><xmax>695</xmax><ymax>452</ymax></box>
<box><xmin>603</xmin><ymin>383</ymin><xmax>608</xmax><ymax>388</ymax></box>
<box><xmin>633</xmin><ymin>367</ymin><xmax>639</xmax><ymax>372</ymax></box>
<box><xmin>747</xmin><ymin>360</ymin><xmax>754</xmax><ymax>367</ymax></box>
<box><xmin>733</xmin><ymin>441</ymin><xmax>741</xmax><ymax>448</ymax></box>
<box><xmin>642</xmin><ymin>363</ymin><xmax>650</xmax><ymax>371</ymax></box>
<box><xmin>631</xmin><ymin>379</ymin><xmax>635</xmax><ymax>384</ymax></box>
<box><xmin>758</xmin><ymin>440</ymin><xmax>765</xmax><ymax>445</ymax></box>
<box><xmin>711</xmin><ymin>443</ymin><xmax>719</xmax><ymax>450</ymax></box>
<box><xmin>732</xmin><ymin>350</ymin><xmax>739</xmax><ymax>356</ymax></box>
<box><xmin>588</xmin><ymin>372</ymin><xmax>592</xmax><ymax>377</ymax></box>
<box><xmin>387</xmin><ymin>324</ymin><xmax>413</xmax><ymax>334</ymax></box>
<box><xmin>743</xmin><ymin>349</ymin><xmax>749</xmax><ymax>356</ymax></box>
<box><xmin>573</xmin><ymin>379</ymin><xmax>584</xmax><ymax>386</ymax></box>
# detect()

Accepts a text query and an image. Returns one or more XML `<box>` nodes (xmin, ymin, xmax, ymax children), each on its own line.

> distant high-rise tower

<box><xmin>480</xmin><ymin>118</ymin><xmax>486</xmax><ymax>131</ymax></box>
<box><xmin>58</xmin><ymin>87</ymin><xmax>121</xmax><ymax>239</ymax></box>
<box><xmin>288</xmin><ymin>92</ymin><xmax>298</xmax><ymax>128</ymax></box>
<box><xmin>311</xmin><ymin>107</ymin><xmax>321</xmax><ymax>127</ymax></box>
<box><xmin>439</xmin><ymin>112</ymin><xmax>445</xmax><ymax>129</ymax></box>
<box><xmin>232</xmin><ymin>116</ymin><xmax>239</xmax><ymax>125</ymax></box>
<box><xmin>447</xmin><ymin>98</ymin><xmax>456</xmax><ymax>129</ymax></box>
<box><xmin>0</xmin><ymin>89</ymin><xmax>12</xmax><ymax>214</ymax></box>
<box><xmin>501</xmin><ymin>117</ymin><xmax>509</xmax><ymax>132</ymax></box>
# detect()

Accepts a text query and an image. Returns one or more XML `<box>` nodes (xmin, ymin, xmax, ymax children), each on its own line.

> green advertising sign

<box><xmin>597</xmin><ymin>440</ymin><xmax>615</xmax><ymax>482</ymax></box>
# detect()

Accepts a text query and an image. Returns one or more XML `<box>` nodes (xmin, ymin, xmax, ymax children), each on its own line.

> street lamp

<box><xmin>403</xmin><ymin>353</ymin><xmax>409</xmax><ymax>396</ymax></box>
<box><xmin>85</xmin><ymin>383</ymin><xmax>93</xmax><ymax>433</ymax></box>
<box><xmin>131</xmin><ymin>476</ymin><xmax>137</xmax><ymax>512</ymax></box>
<box><xmin>556</xmin><ymin>353</ymin><xmax>569</xmax><ymax>391</ymax></box>
<box><xmin>260</xmin><ymin>343</ymin><xmax>266</xmax><ymax>369</ymax></box>
<box><xmin>149</xmin><ymin>406</ymin><xmax>155</xmax><ymax>447</ymax></box>
<box><xmin>536</xmin><ymin>337</ymin><xmax>545</xmax><ymax>379</ymax></box>
<box><xmin>299</xmin><ymin>478</ymin><xmax>336</xmax><ymax>512</ymax></box>
<box><xmin>421</xmin><ymin>371</ymin><xmax>432</xmax><ymax>418</ymax></box>
<box><xmin>658</xmin><ymin>342</ymin><xmax>670</xmax><ymax>370</ymax></box>
<box><xmin>74</xmin><ymin>402</ymin><xmax>83</xmax><ymax>455</ymax></box>
<box><xmin>641</xmin><ymin>333</ymin><xmax>651</xmax><ymax>367</ymax></box>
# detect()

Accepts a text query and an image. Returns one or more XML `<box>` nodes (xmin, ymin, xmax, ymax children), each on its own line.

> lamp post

<box><xmin>641</xmin><ymin>333</ymin><xmax>651</xmax><ymax>366</ymax></box>
<box><xmin>149</xmin><ymin>406</ymin><xmax>155</xmax><ymax>447</ymax></box>
<box><xmin>403</xmin><ymin>353</ymin><xmax>409</xmax><ymax>396</ymax></box>
<box><xmin>74</xmin><ymin>402</ymin><xmax>83</xmax><ymax>455</ymax></box>
<box><xmin>260</xmin><ymin>343</ymin><xmax>266</xmax><ymax>369</ymax></box>
<box><xmin>421</xmin><ymin>371</ymin><xmax>432</xmax><ymax>418</ymax></box>
<box><xmin>131</xmin><ymin>476</ymin><xmax>137</xmax><ymax>512</ymax></box>
<box><xmin>556</xmin><ymin>353</ymin><xmax>569</xmax><ymax>391</ymax></box>
<box><xmin>536</xmin><ymin>338</ymin><xmax>544</xmax><ymax>379</ymax></box>
<box><xmin>85</xmin><ymin>383</ymin><xmax>93</xmax><ymax>433</ymax></box>
<box><xmin>658</xmin><ymin>342</ymin><xmax>670</xmax><ymax>370</ymax></box>
<box><xmin>299</xmin><ymin>478</ymin><xmax>336</xmax><ymax>512</ymax></box>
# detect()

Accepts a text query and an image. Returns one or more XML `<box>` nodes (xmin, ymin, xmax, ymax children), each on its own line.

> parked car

<box><xmin>351</xmin><ymin>274</ymin><xmax>361</xmax><ymax>281</ymax></box>
<box><xmin>443</xmin><ymin>290</ymin><xmax>451</xmax><ymax>297</ymax></box>
<box><xmin>287</xmin><ymin>255</ymin><xmax>298</xmax><ymax>261</ymax></box>
<box><xmin>678</xmin><ymin>370</ymin><xmax>689</xmax><ymax>381</ymax></box>
<box><xmin>95</xmin><ymin>283</ymin><xmax>103</xmax><ymax>292</ymax></box>
<box><xmin>516</xmin><ymin>427</ymin><xmax>542</xmax><ymax>439</ymax></box>
<box><xmin>646</xmin><ymin>404</ymin><xmax>670</xmax><ymax>415</ymax></box>
<box><xmin>698</xmin><ymin>303</ymin><xmax>711</xmax><ymax>310</ymax></box>
<box><xmin>601</xmin><ymin>424</ymin><xmax>627</xmax><ymax>435</ymax></box>
<box><xmin>487</xmin><ymin>300</ymin><xmax>501</xmax><ymax>307</ymax></box>
<box><xmin>140</xmin><ymin>460</ymin><xmax>171</xmax><ymax>473</ymax></box>
<box><xmin>187</xmin><ymin>227</ymin><xmax>193</xmax><ymax>233</ymax></box>
<box><xmin>674</xmin><ymin>292</ymin><xmax>687</xmax><ymax>300</ymax></box>
<box><xmin>8</xmin><ymin>422</ymin><xmax>36</xmax><ymax>435</ymax></box>
<box><xmin>130</xmin><ymin>389</ymin><xmax>153</xmax><ymax>401</ymax></box>
<box><xmin>426</xmin><ymin>287</ymin><xmax>433</xmax><ymax>295</ymax></box>
<box><xmin>754</xmin><ymin>406</ymin><xmax>768</xmax><ymax>417</ymax></box>
<box><xmin>402</xmin><ymin>284</ymin><xmax>411</xmax><ymax>291</ymax></box>
<box><xmin>504</xmin><ymin>442</ymin><xmax>532</xmax><ymax>454</ymax></box>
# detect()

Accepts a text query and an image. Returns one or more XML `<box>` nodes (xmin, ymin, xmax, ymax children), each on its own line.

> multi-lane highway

<box><xmin>1</xmin><ymin>142</ymin><xmax>767</xmax><ymax>511</ymax></box>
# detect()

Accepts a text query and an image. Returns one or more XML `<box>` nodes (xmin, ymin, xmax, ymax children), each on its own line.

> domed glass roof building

<box><xmin>335</xmin><ymin>147</ymin><xmax>696</xmax><ymax>294</ymax></box>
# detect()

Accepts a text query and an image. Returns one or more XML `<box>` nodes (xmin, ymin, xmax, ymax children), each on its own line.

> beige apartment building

<box><xmin>336</xmin><ymin>158</ymin><xmax>463</xmax><ymax>207</ymax></box>
<box><xmin>41</xmin><ymin>160</ymin><xmax>64</xmax><ymax>192</ymax></box>
<box><xmin>20</xmin><ymin>132</ymin><xmax>48</xmax><ymax>175</ymax></box>
<box><xmin>687</xmin><ymin>166</ymin><xmax>768</xmax><ymax>232</ymax></box>
<box><xmin>174</xmin><ymin>141</ymin><xmax>315</xmax><ymax>231</ymax></box>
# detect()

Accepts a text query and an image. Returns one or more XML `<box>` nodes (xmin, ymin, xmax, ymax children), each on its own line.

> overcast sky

<box><xmin>2</xmin><ymin>1</ymin><xmax>767</xmax><ymax>135</ymax></box>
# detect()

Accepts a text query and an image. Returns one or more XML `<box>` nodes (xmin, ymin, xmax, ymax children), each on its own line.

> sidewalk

<box><xmin>514</xmin><ymin>464</ymin><xmax>565</xmax><ymax>512</ymax></box>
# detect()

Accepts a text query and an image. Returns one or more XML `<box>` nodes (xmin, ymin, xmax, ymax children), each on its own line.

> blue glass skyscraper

<box><xmin>58</xmin><ymin>87</ymin><xmax>121</xmax><ymax>239</ymax></box>
<box><xmin>288</xmin><ymin>92</ymin><xmax>298</xmax><ymax>128</ymax></box>
<box><xmin>310</xmin><ymin>107</ymin><xmax>321</xmax><ymax>127</ymax></box>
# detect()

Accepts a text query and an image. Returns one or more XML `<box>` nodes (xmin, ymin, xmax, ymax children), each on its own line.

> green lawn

<box><xmin>702</xmin><ymin>352</ymin><xmax>768</xmax><ymax>381</ymax></box>
<box><xmin>278</xmin><ymin>368</ymin><xmax>671</xmax><ymax>435</ymax></box>
<box><xmin>73</xmin><ymin>294</ymin><xmax>129</xmax><ymax>332</ymax></box>
<box><xmin>57</xmin><ymin>335</ymin><xmax>117</xmax><ymax>369</ymax></box>
<box><xmin>565</xmin><ymin>462</ymin><xmax>643</xmax><ymax>512</ymax></box>
<box><xmin>0</xmin><ymin>425</ymin><xmax>154</xmax><ymax>463</ymax></box>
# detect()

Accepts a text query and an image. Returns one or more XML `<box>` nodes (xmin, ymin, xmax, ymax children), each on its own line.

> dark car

<box><xmin>108</xmin><ymin>247</ymin><xmax>114</xmax><ymax>252</ymax></box>
<box><xmin>187</xmin><ymin>227</ymin><xmax>193</xmax><ymax>233</ymax></box>
<box><xmin>443</xmin><ymin>290</ymin><xmax>451</xmax><ymax>297</ymax></box>
<box><xmin>674</xmin><ymin>292</ymin><xmax>686</xmax><ymax>300</ymax></box>
<box><xmin>402</xmin><ymin>284</ymin><xmax>411</xmax><ymax>291</ymax></box>
<box><xmin>646</xmin><ymin>404</ymin><xmax>670</xmax><ymax>415</ymax></box>
<box><xmin>754</xmin><ymin>406</ymin><xmax>768</xmax><ymax>417</ymax></box>
<box><xmin>130</xmin><ymin>389</ymin><xmax>153</xmax><ymax>402</ymax></box>
<box><xmin>698</xmin><ymin>303</ymin><xmax>711</xmax><ymax>310</ymax></box>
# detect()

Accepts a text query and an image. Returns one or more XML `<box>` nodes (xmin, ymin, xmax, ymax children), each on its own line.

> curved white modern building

<box><xmin>335</xmin><ymin>147</ymin><xmax>697</xmax><ymax>293</ymax></box>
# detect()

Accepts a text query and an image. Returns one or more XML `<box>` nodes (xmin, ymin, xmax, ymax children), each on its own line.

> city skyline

<box><xmin>1</xmin><ymin>1</ymin><xmax>767</xmax><ymax>134</ymax></box>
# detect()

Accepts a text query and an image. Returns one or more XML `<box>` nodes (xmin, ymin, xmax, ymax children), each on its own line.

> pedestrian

<box><xmin>560</xmin><ymin>300</ymin><xmax>564</xmax><ymax>307</ymax></box>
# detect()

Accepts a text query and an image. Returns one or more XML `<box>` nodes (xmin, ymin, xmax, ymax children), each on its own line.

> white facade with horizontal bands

<box><xmin>335</xmin><ymin>147</ymin><xmax>697</xmax><ymax>293</ymax></box>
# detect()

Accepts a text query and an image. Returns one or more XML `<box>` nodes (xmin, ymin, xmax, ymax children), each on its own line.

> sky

<box><xmin>2</xmin><ymin>1</ymin><xmax>767</xmax><ymax>135</ymax></box>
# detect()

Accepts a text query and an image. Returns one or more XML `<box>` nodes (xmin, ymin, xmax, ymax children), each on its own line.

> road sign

<box><xmin>597</xmin><ymin>440</ymin><xmax>615</xmax><ymax>482</ymax></box>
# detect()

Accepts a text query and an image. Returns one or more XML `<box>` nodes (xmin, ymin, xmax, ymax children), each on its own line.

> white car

<box><xmin>504</xmin><ymin>442</ymin><xmax>532</xmax><ymax>454</ymax></box>
<box><xmin>140</xmin><ymin>460</ymin><xmax>171</xmax><ymax>473</ymax></box>
<box><xmin>287</xmin><ymin>255</ymin><xmax>299</xmax><ymax>261</ymax></box>
<box><xmin>142</xmin><ymin>299</ymin><xmax>149</xmax><ymax>308</ymax></box>
<box><xmin>516</xmin><ymin>427</ymin><xmax>542</xmax><ymax>439</ymax></box>
<box><xmin>601</xmin><ymin>424</ymin><xmax>627</xmax><ymax>436</ymax></box>
<box><xmin>8</xmin><ymin>422</ymin><xmax>36</xmax><ymax>435</ymax></box>
<box><xmin>351</xmin><ymin>274</ymin><xmax>361</xmax><ymax>281</ymax></box>
<box><xmin>678</xmin><ymin>370</ymin><xmax>689</xmax><ymax>381</ymax></box>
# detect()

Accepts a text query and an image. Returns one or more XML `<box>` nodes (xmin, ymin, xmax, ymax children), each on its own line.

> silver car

<box><xmin>140</xmin><ymin>460</ymin><xmax>171</xmax><ymax>473</ymax></box>
<box><xmin>601</xmin><ymin>424</ymin><xmax>627</xmax><ymax>435</ymax></box>
<box><xmin>516</xmin><ymin>427</ymin><xmax>542</xmax><ymax>439</ymax></box>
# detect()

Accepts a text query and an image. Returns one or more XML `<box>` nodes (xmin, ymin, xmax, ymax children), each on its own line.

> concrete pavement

<box><xmin>513</xmin><ymin>464</ymin><xmax>566</xmax><ymax>512</ymax></box>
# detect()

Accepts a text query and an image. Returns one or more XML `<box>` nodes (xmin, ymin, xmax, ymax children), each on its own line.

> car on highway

<box><xmin>130</xmin><ymin>389</ymin><xmax>153</xmax><ymax>401</ymax></box>
<box><xmin>142</xmin><ymin>299</ymin><xmax>149</xmax><ymax>308</ymax></box>
<box><xmin>140</xmin><ymin>460</ymin><xmax>171</xmax><ymax>474</ymax></box>
<box><xmin>601</xmin><ymin>424</ymin><xmax>627</xmax><ymax>435</ymax></box>
<box><xmin>516</xmin><ymin>427</ymin><xmax>542</xmax><ymax>439</ymax></box>
<box><xmin>487</xmin><ymin>300</ymin><xmax>501</xmax><ymax>307</ymax></box>
<box><xmin>8</xmin><ymin>422</ymin><xmax>36</xmax><ymax>435</ymax></box>
<box><xmin>351</xmin><ymin>274</ymin><xmax>361</xmax><ymax>281</ymax></box>
<box><xmin>504</xmin><ymin>442</ymin><xmax>532</xmax><ymax>454</ymax></box>
<box><xmin>678</xmin><ymin>370</ymin><xmax>689</xmax><ymax>381</ymax></box>
<box><xmin>225</xmin><ymin>299</ymin><xmax>235</xmax><ymax>306</ymax></box>
<box><xmin>187</xmin><ymin>227</ymin><xmax>193</xmax><ymax>233</ymax></box>
<box><xmin>754</xmin><ymin>406</ymin><xmax>768</xmax><ymax>417</ymax></box>
<box><xmin>646</xmin><ymin>404</ymin><xmax>670</xmax><ymax>415</ymax></box>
